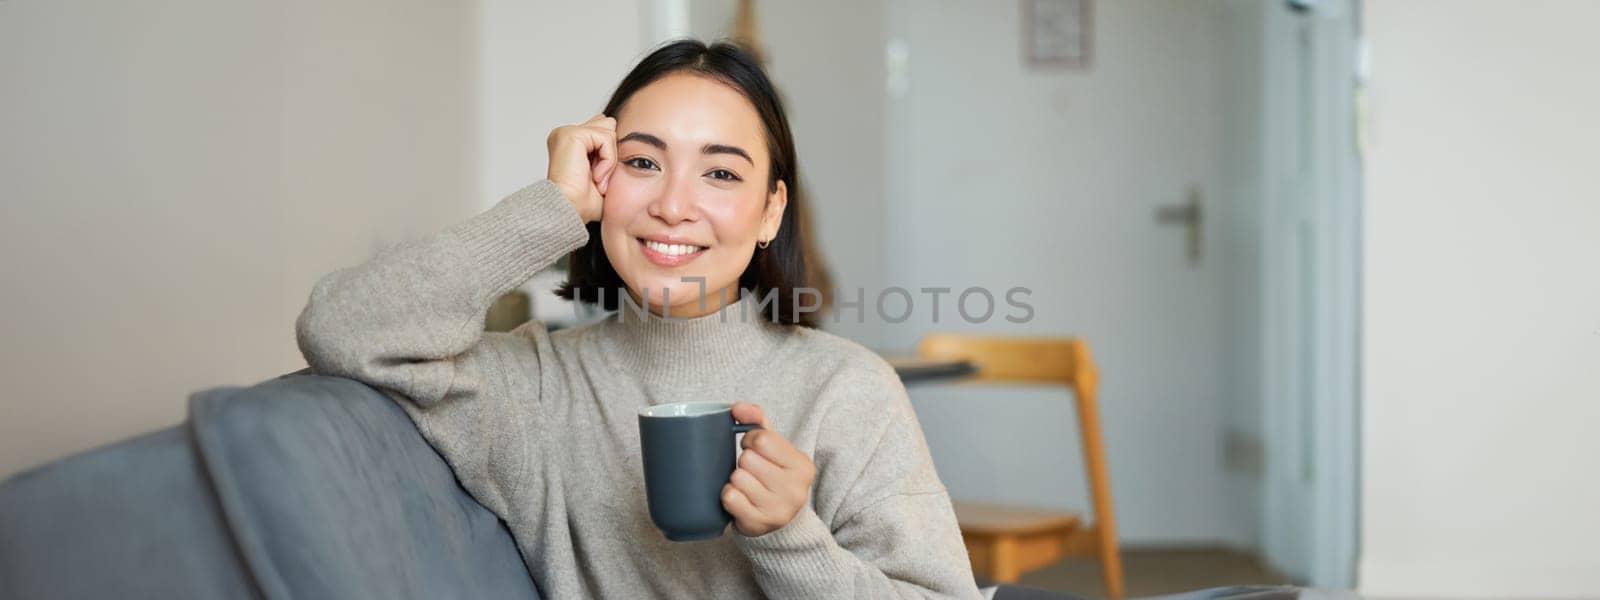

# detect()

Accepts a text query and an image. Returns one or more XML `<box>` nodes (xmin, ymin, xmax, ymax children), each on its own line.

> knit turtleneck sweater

<box><xmin>296</xmin><ymin>180</ymin><xmax>981</xmax><ymax>599</ymax></box>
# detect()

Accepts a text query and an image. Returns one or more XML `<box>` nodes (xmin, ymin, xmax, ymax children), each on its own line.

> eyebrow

<box><xmin>618</xmin><ymin>131</ymin><xmax>754</xmax><ymax>166</ymax></box>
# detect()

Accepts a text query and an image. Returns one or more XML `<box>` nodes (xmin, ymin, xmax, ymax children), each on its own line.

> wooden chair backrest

<box><xmin>916</xmin><ymin>334</ymin><xmax>1098</xmax><ymax>395</ymax></box>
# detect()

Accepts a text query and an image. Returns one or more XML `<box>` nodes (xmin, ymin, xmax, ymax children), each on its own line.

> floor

<box><xmin>979</xmin><ymin>547</ymin><xmax>1296</xmax><ymax>599</ymax></box>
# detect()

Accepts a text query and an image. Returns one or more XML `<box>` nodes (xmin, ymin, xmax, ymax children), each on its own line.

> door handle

<box><xmin>1155</xmin><ymin>186</ymin><xmax>1203</xmax><ymax>266</ymax></box>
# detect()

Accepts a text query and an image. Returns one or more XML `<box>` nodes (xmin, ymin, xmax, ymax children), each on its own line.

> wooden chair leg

<box><xmin>991</xmin><ymin>536</ymin><xmax>1021</xmax><ymax>584</ymax></box>
<box><xmin>1098</xmin><ymin>527</ymin><xmax>1124</xmax><ymax>599</ymax></box>
<box><xmin>1072</xmin><ymin>342</ymin><xmax>1124</xmax><ymax>599</ymax></box>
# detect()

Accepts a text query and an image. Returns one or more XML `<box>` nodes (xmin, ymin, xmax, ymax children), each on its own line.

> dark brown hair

<box><xmin>555</xmin><ymin>39</ymin><xmax>831</xmax><ymax>327</ymax></box>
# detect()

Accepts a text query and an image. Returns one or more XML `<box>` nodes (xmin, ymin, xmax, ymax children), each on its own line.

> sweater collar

<box><xmin>597</xmin><ymin>291</ymin><xmax>791</xmax><ymax>392</ymax></box>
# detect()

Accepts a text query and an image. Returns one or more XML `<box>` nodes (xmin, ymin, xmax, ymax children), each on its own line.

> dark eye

<box><xmin>707</xmin><ymin>169</ymin><xmax>742</xmax><ymax>182</ymax></box>
<box><xmin>625</xmin><ymin>157</ymin><xmax>658</xmax><ymax>170</ymax></box>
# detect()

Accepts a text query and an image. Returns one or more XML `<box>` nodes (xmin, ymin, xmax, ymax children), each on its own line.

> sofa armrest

<box><xmin>189</xmin><ymin>373</ymin><xmax>539</xmax><ymax>599</ymax></box>
<box><xmin>1</xmin><ymin>372</ymin><xmax>540</xmax><ymax>600</ymax></box>
<box><xmin>0</xmin><ymin>427</ymin><xmax>257</xmax><ymax>598</ymax></box>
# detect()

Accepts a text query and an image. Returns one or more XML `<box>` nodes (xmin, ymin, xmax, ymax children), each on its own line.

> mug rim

<box><xmin>638</xmin><ymin>402</ymin><xmax>734</xmax><ymax>418</ymax></box>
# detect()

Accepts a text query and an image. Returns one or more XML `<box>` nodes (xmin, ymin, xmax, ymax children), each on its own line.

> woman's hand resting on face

<box><xmin>546</xmin><ymin>114</ymin><xmax>618</xmax><ymax>223</ymax></box>
<box><xmin>723</xmin><ymin>402</ymin><xmax>818</xmax><ymax>537</ymax></box>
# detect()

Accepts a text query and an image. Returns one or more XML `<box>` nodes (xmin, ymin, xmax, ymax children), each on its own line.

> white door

<box><xmin>1258</xmin><ymin>0</ymin><xmax>1360</xmax><ymax>587</ymax></box>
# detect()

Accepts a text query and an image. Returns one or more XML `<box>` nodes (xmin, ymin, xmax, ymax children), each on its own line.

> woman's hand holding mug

<box><xmin>546</xmin><ymin>114</ymin><xmax>617</xmax><ymax>223</ymax></box>
<box><xmin>723</xmin><ymin>402</ymin><xmax>817</xmax><ymax>537</ymax></box>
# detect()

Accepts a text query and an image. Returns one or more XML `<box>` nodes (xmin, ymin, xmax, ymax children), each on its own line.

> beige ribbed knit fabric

<box><xmin>295</xmin><ymin>180</ymin><xmax>981</xmax><ymax>599</ymax></box>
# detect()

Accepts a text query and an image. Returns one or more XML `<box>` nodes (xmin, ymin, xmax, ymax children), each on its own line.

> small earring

<box><xmin>757</xmin><ymin>238</ymin><xmax>771</xmax><ymax>249</ymax></box>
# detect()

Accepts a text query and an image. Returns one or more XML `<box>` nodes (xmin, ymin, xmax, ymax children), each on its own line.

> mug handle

<box><xmin>732</xmin><ymin>423</ymin><xmax>762</xmax><ymax>434</ymax></box>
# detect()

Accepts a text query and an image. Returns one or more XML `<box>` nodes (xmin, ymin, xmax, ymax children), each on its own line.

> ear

<box><xmin>760</xmin><ymin>180</ymin><xmax>789</xmax><ymax>244</ymax></box>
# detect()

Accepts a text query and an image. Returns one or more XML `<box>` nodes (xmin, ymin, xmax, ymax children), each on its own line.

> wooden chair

<box><xmin>916</xmin><ymin>334</ymin><xmax>1124</xmax><ymax>599</ymax></box>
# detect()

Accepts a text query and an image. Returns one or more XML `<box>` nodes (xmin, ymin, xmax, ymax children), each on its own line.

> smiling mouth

<box><xmin>638</xmin><ymin>238</ymin><xmax>708</xmax><ymax>266</ymax></box>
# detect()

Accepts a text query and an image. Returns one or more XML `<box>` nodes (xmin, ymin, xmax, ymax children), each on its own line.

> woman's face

<box><xmin>602</xmin><ymin>73</ymin><xmax>787</xmax><ymax>318</ymax></box>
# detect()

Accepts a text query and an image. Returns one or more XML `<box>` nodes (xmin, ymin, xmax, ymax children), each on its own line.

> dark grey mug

<box><xmin>638</xmin><ymin>402</ymin><xmax>761</xmax><ymax>541</ymax></box>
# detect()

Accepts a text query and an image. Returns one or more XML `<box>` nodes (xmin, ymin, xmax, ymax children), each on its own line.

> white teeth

<box><xmin>644</xmin><ymin>240</ymin><xmax>704</xmax><ymax>257</ymax></box>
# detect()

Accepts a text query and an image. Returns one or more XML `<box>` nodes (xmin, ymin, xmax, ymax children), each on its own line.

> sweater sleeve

<box><xmin>294</xmin><ymin>180</ymin><xmax>588</xmax><ymax>514</ymax></box>
<box><xmin>733</xmin><ymin>366</ymin><xmax>985</xmax><ymax>600</ymax></box>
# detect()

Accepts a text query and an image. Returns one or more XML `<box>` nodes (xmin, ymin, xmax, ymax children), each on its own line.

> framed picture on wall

<box><xmin>1023</xmin><ymin>0</ymin><xmax>1093</xmax><ymax>69</ymax></box>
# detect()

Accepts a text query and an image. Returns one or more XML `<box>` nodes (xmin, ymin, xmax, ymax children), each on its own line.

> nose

<box><xmin>646</xmin><ymin>172</ymin><xmax>699</xmax><ymax>225</ymax></box>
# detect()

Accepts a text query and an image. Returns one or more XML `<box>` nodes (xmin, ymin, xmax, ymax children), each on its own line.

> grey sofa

<box><xmin>0</xmin><ymin>372</ymin><xmax>1293</xmax><ymax>600</ymax></box>
<box><xmin>0</xmin><ymin>372</ymin><xmax>539</xmax><ymax>599</ymax></box>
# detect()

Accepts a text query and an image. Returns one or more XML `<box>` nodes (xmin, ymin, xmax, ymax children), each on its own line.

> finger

<box><xmin>596</xmin><ymin>140</ymin><xmax>617</xmax><ymax>195</ymax></box>
<box><xmin>738</xmin><ymin>446</ymin><xmax>786</xmax><ymax>483</ymax></box>
<box><xmin>741</xmin><ymin>430</ymin><xmax>808</xmax><ymax>470</ymax></box>
<box><xmin>549</xmin><ymin>126</ymin><xmax>581</xmax><ymax>166</ymax></box>
<box><xmin>730</xmin><ymin>467</ymin><xmax>779</xmax><ymax>509</ymax></box>
<box><xmin>722</xmin><ymin>484</ymin><xmax>759</xmax><ymax>521</ymax></box>
<box><xmin>739</xmin><ymin>428</ymin><xmax>760</xmax><ymax>450</ymax></box>
<box><xmin>731</xmin><ymin>402</ymin><xmax>768</xmax><ymax>429</ymax></box>
<box><xmin>587</xmin><ymin>128</ymin><xmax>617</xmax><ymax>185</ymax></box>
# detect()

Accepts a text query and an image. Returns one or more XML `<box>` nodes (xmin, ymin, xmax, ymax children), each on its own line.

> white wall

<box><xmin>478</xmin><ymin>0</ymin><xmax>641</xmax><ymax>209</ymax></box>
<box><xmin>1361</xmin><ymin>1</ymin><xmax>1600</xmax><ymax>596</ymax></box>
<box><xmin>0</xmin><ymin>0</ymin><xmax>640</xmax><ymax>479</ymax></box>
<box><xmin>480</xmin><ymin>0</ymin><xmax>641</xmax><ymax>320</ymax></box>
<box><xmin>0</xmin><ymin>0</ymin><xmax>476</xmax><ymax>479</ymax></box>
<box><xmin>881</xmin><ymin>0</ymin><xmax>1261</xmax><ymax>546</ymax></box>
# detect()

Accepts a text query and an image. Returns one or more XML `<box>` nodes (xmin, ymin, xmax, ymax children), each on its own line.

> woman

<box><xmin>297</xmin><ymin>40</ymin><xmax>980</xmax><ymax>599</ymax></box>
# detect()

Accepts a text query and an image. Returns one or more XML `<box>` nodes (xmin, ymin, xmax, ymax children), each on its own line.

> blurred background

<box><xmin>2</xmin><ymin>0</ymin><xmax>1597</xmax><ymax>597</ymax></box>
